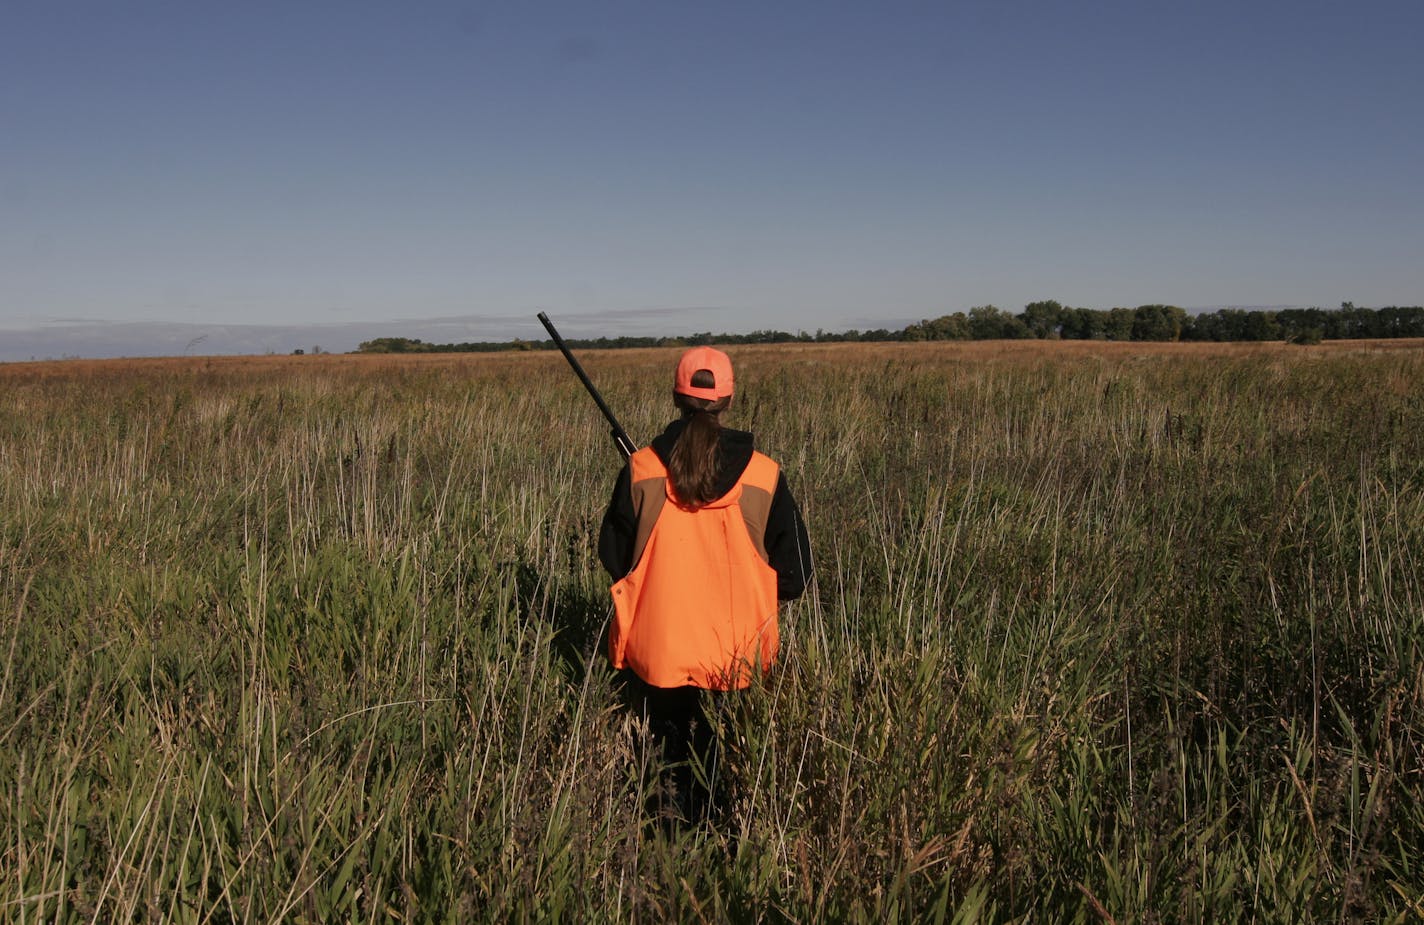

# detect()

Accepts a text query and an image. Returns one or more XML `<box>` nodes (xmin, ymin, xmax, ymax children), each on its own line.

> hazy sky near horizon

<box><xmin>3</xmin><ymin>0</ymin><xmax>1421</xmax><ymax>346</ymax></box>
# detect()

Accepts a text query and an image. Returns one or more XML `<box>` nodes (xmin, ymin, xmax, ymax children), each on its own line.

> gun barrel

<box><xmin>537</xmin><ymin>312</ymin><xmax>638</xmax><ymax>459</ymax></box>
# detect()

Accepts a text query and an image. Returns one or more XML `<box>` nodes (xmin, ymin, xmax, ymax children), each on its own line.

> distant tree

<box><xmin>1131</xmin><ymin>304</ymin><xmax>1188</xmax><ymax>341</ymax></box>
<box><xmin>1183</xmin><ymin>310</ymin><xmax>1214</xmax><ymax>341</ymax></box>
<box><xmin>1377</xmin><ymin>306</ymin><xmax>1424</xmax><ymax>338</ymax></box>
<box><xmin>1213</xmin><ymin>309</ymin><xmax>1249</xmax><ymax>341</ymax></box>
<box><xmin>1398</xmin><ymin>306</ymin><xmax>1424</xmax><ymax>337</ymax></box>
<box><xmin>1240</xmin><ymin>310</ymin><xmax>1280</xmax><ymax>341</ymax></box>
<box><xmin>1020</xmin><ymin>300</ymin><xmax>1065</xmax><ymax>338</ymax></box>
<box><xmin>968</xmin><ymin>305</ymin><xmax>1029</xmax><ymax>339</ymax></box>
<box><xmin>937</xmin><ymin>313</ymin><xmax>972</xmax><ymax>340</ymax></box>
<box><xmin>1276</xmin><ymin>308</ymin><xmax>1328</xmax><ymax>342</ymax></box>
<box><xmin>1105</xmin><ymin>308</ymin><xmax>1135</xmax><ymax>341</ymax></box>
<box><xmin>904</xmin><ymin>313</ymin><xmax>971</xmax><ymax>341</ymax></box>
<box><xmin>357</xmin><ymin>337</ymin><xmax>431</xmax><ymax>353</ymax></box>
<box><xmin>1339</xmin><ymin>304</ymin><xmax>1379</xmax><ymax>337</ymax></box>
<box><xmin>1059</xmin><ymin>307</ymin><xmax>1108</xmax><ymax>340</ymax></box>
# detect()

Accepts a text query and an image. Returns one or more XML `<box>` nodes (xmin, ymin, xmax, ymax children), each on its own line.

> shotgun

<box><xmin>537</xmin><ymin>312</ymin><xmax>638</xmax><ymax>460</ymax></box>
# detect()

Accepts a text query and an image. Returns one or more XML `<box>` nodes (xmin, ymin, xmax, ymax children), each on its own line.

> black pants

<box><xmin>621</xmin><ymin>671</ymin><xmax>724</xmax><ymax>824</ymax></box>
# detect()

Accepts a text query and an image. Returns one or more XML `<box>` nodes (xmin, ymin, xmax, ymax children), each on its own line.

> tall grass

<box><xmin>1</xmin><ymin>342</ymin><xmax>1421</xmax><ymax>921</ymax></box>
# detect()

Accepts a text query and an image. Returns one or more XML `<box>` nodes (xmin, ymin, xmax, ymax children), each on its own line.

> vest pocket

<box><xmin>608</xmin><ymin>575</ymin><xmax>639</xmax><ymax>668</ymax></box>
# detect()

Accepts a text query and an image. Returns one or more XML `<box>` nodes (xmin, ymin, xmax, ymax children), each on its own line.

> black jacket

<box><xmin>598</xmin><ymin>419</ymin><xmax>813</xmax><ymax>601</ymax></box>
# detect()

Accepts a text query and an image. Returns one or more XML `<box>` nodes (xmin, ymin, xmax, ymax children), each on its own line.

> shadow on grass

<box><xmin>513</xmin><ymin>561</ymin><xmax>610</xmax><ymax>685</ymax></box>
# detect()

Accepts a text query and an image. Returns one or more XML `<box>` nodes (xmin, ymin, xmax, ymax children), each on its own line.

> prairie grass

<box><xmin>1</xmin><ymin>340</ymin><xmax>1421</xmax><ymax>921</ymax></box>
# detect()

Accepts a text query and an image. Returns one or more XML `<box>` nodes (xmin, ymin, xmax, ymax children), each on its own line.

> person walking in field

<box><xmin>598</xmin><ymin>346</ymin><xmax>812</xmax><ymax>824</ymax></box>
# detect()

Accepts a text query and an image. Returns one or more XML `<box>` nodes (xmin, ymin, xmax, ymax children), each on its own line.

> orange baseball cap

<box><xmin>674</xmin><ymin>346</ymin><xmax>734</xmax><ymax>400</ymax></box>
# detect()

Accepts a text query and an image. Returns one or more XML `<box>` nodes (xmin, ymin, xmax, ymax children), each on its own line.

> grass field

<box><xmin>2</xmin><ymin>339</ymin><xmax>1422</xmax><ymax>922</ymax></box>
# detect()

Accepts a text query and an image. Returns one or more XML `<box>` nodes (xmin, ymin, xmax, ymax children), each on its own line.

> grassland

<box><xmin>1</xmin><ymin>339</ymin><xmax>1421</xmax><ymax>922</ymax></box>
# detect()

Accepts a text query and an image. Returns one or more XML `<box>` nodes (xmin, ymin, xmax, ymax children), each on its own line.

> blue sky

<box><xmin>2</xmin><ymin>0</ymin><xmax>1421</xmax><ymax>356</ymax></box>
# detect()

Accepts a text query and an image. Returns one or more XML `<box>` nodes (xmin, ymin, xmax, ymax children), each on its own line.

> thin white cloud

<box><xmin>0</xmin><ymin>307</ymin><xmax>737</xmax><ymax>362</ymax></box>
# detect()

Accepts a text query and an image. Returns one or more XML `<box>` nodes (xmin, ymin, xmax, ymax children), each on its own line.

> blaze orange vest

<box><xmin>609</xmin><ymin>447</ymin><xmax>781</xmax><ymax>690</ymax></box>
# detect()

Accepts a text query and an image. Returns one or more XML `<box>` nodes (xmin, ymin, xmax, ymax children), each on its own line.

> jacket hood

<box><xmin>649</xmin><ymin>418</ymin><xmax>755</xmax><ymax>501</ymax></box>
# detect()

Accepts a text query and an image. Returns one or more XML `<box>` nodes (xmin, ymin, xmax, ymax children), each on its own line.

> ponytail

<box><xmin>668</xmin><ymin>371</ymin><xmax>730</xmax><ymax>507</ymax></box>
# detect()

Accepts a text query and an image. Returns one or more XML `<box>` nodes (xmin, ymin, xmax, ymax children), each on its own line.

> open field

<box><xmin>2</xmin><ymin>340</ymin><xmax>1422</xmax><ymax>921</ymax></box>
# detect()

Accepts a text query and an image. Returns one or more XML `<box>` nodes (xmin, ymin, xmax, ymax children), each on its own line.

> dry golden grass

<box><xmin>5</xmin><ymin>336</ymin><xmax>1423</xmax><ymax>384</ymax></box>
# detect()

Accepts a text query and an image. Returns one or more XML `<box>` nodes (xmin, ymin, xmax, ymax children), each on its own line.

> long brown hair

<box><xmin>667</xmin><ymin>369</ymin><xmax>730</xmax><ymax>507</ymax></box>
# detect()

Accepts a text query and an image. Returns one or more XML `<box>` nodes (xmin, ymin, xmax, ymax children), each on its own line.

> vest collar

<box><xmin>650</xmin><ymin>419</ymin><xmax>756</xmax><ymax>499</ymax></box>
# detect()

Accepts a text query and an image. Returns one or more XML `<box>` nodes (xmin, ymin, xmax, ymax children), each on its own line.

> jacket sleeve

<box><xmin>598</xmin><ymin>463</ymin><xmax>636</xmax><ymax>579</ymax></box>
<box><xmin>765</xmin><ymin>472</ymin><xmax>812</xmax><ymax>601</ymax></box>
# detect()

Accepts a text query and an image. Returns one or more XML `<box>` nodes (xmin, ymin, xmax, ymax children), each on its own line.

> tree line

<box><xmin>355</xmin><ymin>302</ymin><xmax>1424</xmax><ymax>353</ymax></box>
